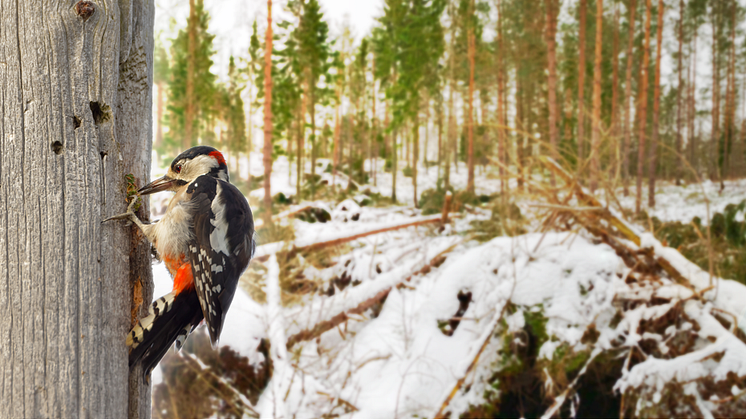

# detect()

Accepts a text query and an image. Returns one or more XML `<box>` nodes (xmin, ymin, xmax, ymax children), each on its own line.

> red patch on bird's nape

<box><xmin>209</xmin><ymin>151</ymin><xmax>226</xmax><ymax>166</ymax></box>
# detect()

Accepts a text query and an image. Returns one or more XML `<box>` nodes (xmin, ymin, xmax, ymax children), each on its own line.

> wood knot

<box><xmin>74</xmin><ymin>1</ymin><xmax>95</xmax><ymax>21</ymax></box>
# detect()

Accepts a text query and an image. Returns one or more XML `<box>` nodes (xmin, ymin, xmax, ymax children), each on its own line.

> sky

<box><xmin>155</xmin><ymin>0</ymin><xmax>385</xmax><ymax>81</ymax></box>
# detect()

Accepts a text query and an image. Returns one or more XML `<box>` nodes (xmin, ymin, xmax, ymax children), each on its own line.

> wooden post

<box><xmin>0</xmin><ymin>1</ymin><xmax>154</xmax><ymax>417</ymax></box>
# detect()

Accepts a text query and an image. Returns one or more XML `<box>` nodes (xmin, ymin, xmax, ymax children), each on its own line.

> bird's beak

<box><xmin>138</xmin><ymin>175</ymin><xmax>175</xmax><ymax>195</ymax></box>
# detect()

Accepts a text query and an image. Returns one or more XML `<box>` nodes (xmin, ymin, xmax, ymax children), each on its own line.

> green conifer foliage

<box><xmin>165</xmin><ymin>0</ymin><xmax>217</xmax><ymax>151</ymax></box>
<box><xmin>226</xmin><ymin>56</ymin><xmax>247</xmax><ymax>168</ymax></box>
<box><xmin>293</xmin><ymin>0</ymin><xmax>334</xmax><ymax>189</ymax></box>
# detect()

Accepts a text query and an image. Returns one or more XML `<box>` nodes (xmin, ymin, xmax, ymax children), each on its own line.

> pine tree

<box><xmin>245</xmin><ymin>19</ymin><xmax>262</xmax><ymax>189</ymax></box>
<box><xmin>466</xmin><ymin>0</ymin><xmax>476</xmax><ymax>193</ymax></box>
<box><xmin>227</xmin><ymin>56</ymin><xmax>247</xmax><ymax>173</ymax></box>
<box><xmin>546</xmin><ymin>0</ymin><xmax>560</xmax><ymax>169</ymax></box>
<box><xmin>293</xmin><ymin>0</ymin><xmax>333</xmax><ymax>194</ymax></box>
<box><xmin>622</xmin><ymin>0</ymin><xmax>637</xmax><ymax>196</ymax></box>
<box><xmin>374</xmin><ymin>0</ymin><xmax>446</xmax><ymax>205</ymax></box>
<box><xmin>166</xmin><ymin>0</ymin><xmax>216</xmax><ymax>151</ymax></box>
<box><xmin>263</xmin><ymin>0</ymin><xmax>274</xmax><ymax>225</ymax></box>
<box><xmin>331</xmin><ymin>22</ymin><xmax>353</xmax><ymax>192</ymax></box>
<box><xmin>154</xmin><ymin>39</ymin><xmax>170</xmax><ymax>164</ymax></box>
<box><xmin>636</xmin><ymin>0</ymin><xmax>652</xmax><ymax>214</ymax></box>
<box><xmin>675</xmin><ymin>0</ymin><xmax>684</xmax><ymax>185</ymax></box>
<box><xmin>577</xmin><ymin>0</ymin><xmax>587</xmax><ymax>173</ymax></box>
<box><xmin>648</xmin><ymin>0</ymin><xmax>663</xmax><ymax>207</ymax></box>
<box><xmin>589</xmin><ymin>0</ymin><xmax>604</xmax><ymax>191</ymax></box>
<box><xmin>710</xmin><ymin>0</ymin><xmax>721</xmax><ymax>181</ymax></box>
<box><xmin>610</xmin><ymin>1</ymin><xmax>620</xmax><ymax>146</ymax></box>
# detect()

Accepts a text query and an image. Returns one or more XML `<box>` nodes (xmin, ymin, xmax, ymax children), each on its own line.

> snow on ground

<box><xmin>149</xmin><ymin>195</ymin><xmax>746</xmax><ymax>416</ymax></box>
<box><xmin>146</xmin><ymin>151</ymin><xmax>746</xmax><ymax>416</ymax></box>
<box><xmin>615</xmin><ymin>178</ymin><xmax>746</xmax><ymax>223</ymax></box>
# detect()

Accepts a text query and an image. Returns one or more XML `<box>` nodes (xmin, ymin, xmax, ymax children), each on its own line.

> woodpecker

<box><xmin>106</xmin><ymin>146</ymin><xmax>255</xmax><ymax>379</ymax></box>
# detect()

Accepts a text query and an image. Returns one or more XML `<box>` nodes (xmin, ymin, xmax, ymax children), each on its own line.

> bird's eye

<box><xmin>175</xmin><ymin>164</ymin><xmax>182</xmax><ymax>173</ymax></box>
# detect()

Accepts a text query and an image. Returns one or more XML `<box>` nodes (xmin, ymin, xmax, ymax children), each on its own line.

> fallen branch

<box><xmin>255</xmin><ymin>204</ymin><xmax>318</xmax><ymax>229</ymax></box>
<box><xmin>286</xmin><ymin>241</ymin><xmax>461</xmax><ymax>349</ymax></box>
<box><xmin>299</xmin><ymin>214</ymin><xmax>460</xmax><ymax>253</ymax></box>
<box><xmin>538</xmin><ymin>156</ymin><xmax>641</xmax><ymax>245</ymax></box>
<box><xmin>540</xmin><ymin>350</ymin><xmax>600</xmax><ymax>419</ymax></box>
<box><xmin>254</xmin><ymin>213</ymin><xmax>461</xmax><ymax>261</ymax></box>
<box><xmin>537</xmin><ymin>156</ymin><xmax>697</xmax><ymax>291</ymax></box>
<box><xmin>433</xmin><ymin>299</ymin><xmax>511</xmax><ymax>419</ymax></box>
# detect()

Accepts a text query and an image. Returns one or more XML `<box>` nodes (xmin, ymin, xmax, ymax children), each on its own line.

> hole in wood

<box><xmin>52</xmin><ymin>141</ymin><xmax>63</xmax><ymax>155</ymax></box>
<box><xmin>73</xmin><ymin>116</ymin><xmax>81</xmax><ymax>129</ymax></box>
<box><xmin>89</xmin><ymin>101</ymin><xmax>111</xmax><ymax>125</ymax></box>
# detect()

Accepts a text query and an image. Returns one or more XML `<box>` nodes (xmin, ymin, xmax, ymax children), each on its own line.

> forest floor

<box><xmin>147</xmin><ymin>154</ymin><xmax>746</xmax><ymax>418</ymax></box>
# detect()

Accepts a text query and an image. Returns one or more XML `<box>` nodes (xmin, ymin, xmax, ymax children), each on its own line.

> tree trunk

<box><xmin>185</xmin><ymin>0</ymin><xmax>197</xmax><ymax>150</ymax></box>
<box><xmin>424</xmin><ymin>98</ymin><xmax>429</xmax><ymax>171</ymax></box>
<box><xmin>392</xmin><ymin>127</ymin><xmax>398</xmax><ymax>202</ymax></box>
<box><xmin>347</xmin><ymin>92</ymin><xmax>357</xmax><ymax>192</ymax></box>
<box><xmin>445</xmin><ymin>1</ymin><xmax>456</xmax><ymax>192</ymax></box>
<box><xmin>155</xmin><ymin>82</ymin><xmax>165</xmax><ymax>165</ymax></box>
<box><xmin>466</xmin><ymin>0</ymin><xmax>476</xmax><ymax>193</ymax></box>
<box><xmin>0</xmin><ymin>1</ymin><xmax>154</xmax><ymax>417</ymax></box>
<box><xmin>516</xmin><ymin>78</ymin><xmax>524</xmax><ymax>190</ymax></box>
<box><xmin>297</xmin><ymin>79</ymin><xmax>307</xmax><ymax>197</ymax></box>
<box><xmin>689</xmin><ymin>24</ymin><xmax>698</xmax><ymax>174</ymax></box>
<box><xmin>675</xmin><ymin>0</ymin><xmax>683</xmax><ymax>185</ymax></box>
<box><xmin>589</xmin><ymin>0</ymin><xmax>603</xmax><ymax>191</ymax></box>
<box><xmin>413</xmin><ymin>117</ymin><xmax>419</xmax><ymax>207</ymax></box>
<box><xmin>332</xmin><ymin>80</ymin><xmax>342</xmax><ymax>192</ymax></box>
<box><xmin>648</xmin><ymin>0</ymin><xmax>663</xmax><ymax>208</ymax></box>
<box><xmin>636</xmin><ymin>0</ymin><xmax>652</xmax><ymax>214</ymax></box>
<box><xmin>722</xmin><ymin>0</ymin><xmax>736</xmax><ymax>186</ymax></box>
<box><xmin>263</xmin><ymin>0</ymin><xmax>274</xmax><ymax>226</ymax></box>
<box><xmin>577</xmin><ymin>0</ymin><xmax>587</xmax><ymax>174</ymax></box>
<box><xmin>246</xmin><ymin>77</ymin><xmax>254</xmax><ymax>190</ymax></box>
<box><xmin>384</xmin><ymin>99</ymin><xmax>390</xmax><ymax>159</ymax></box>
<box><xmin>564</xmin><ymin>88</ymin><xmax>573</xmax><ymax>155</ymax></box>
<box><xmin>610</xmin><ymin>2</ymin><xmax>620</xmax><ymax>170</ymax></box>
<box><xmin>622</xmin><ymin>0</ymin><xmax>637</xmax><ymax>196</ymax></box>
<box><xmin>496</xmin><ymin>0</ymin><xmax>506</xmax><ymax>195</ymax></box>
<box><xmin>609</xmin><ymin>2</ymin><xmax>622</xmax><ymax>186</ymax></box>
<box><xmin>711</xmin><ymin>2</ymin><xmax>720</xmax><ymax>181</ymax></box>
<box><xmin>437</xmin><ymin>100</ymin><xmax>444</xmax><ymax>185</ymax></box>
<box><xmin>546</xmin><ymin>0</ymin><xmax>559</xmax><ymax>171</ymax></box>
<box><xmin>310</xmin><ymin>91</ymin><xmax>316</xmax><ymax>179</ymax></box>
<box><xmin>372</xmin><ymin>67</ymin><xmax>377</xmax><ymax>186</ymax></box>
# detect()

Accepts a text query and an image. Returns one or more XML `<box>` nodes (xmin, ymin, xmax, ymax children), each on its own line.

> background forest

<box><xmin>154</xmin><ymin>0</ymin><xmax>746</xmax><ymax>212</ymax></box>
<box><xmin>147</xmin><ymin>0</ymin><xmax>746</xmax><ymax>417</ymax></box>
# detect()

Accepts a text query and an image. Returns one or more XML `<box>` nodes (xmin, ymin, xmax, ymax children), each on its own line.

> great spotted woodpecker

<box><xmin>106</xmin><ymin>146</ymin><xmax>255</xmax><ymax>379</ymax></box>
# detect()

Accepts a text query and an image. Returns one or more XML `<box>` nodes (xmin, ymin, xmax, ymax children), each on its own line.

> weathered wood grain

<box><xmin>0</xmin><ymin>1</ymin><xmax>154</xmax><ymax>417</ymax></box>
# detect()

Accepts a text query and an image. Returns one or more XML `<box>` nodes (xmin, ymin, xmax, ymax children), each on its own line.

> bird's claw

<box><xmin>102</xmin><ymin>195</ymin><xmax>142</xmax><ymax>224</ymax></box>
<box><xmin>102</xmin><ymin>212</ymin><xmax>133</xmax><ymax>224</ymax></box>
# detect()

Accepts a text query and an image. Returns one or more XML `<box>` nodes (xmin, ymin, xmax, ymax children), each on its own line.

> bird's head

<box><xmin>139</xmin><ymin>146</ymin><xmax>229</xmax><ymax>195</ymax></box>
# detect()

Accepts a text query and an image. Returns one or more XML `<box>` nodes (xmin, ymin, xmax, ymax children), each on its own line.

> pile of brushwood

<box><xmin>459</xmin><ymin>157</ymin><xmax>746</xmax><ymax>418</ymax></box>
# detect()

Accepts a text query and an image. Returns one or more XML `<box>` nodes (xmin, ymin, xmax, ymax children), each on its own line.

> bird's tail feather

<box><xmin>127</xmin><ymin>290</ymin><xmax>203</xmax><ymax>380</ymax></box>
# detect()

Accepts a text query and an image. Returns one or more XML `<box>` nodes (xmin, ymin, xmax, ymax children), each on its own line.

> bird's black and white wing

<box><xmin>186</xmin><ymin>175</ymin><xmax>255</xmax><ymax>344</ymax></box>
